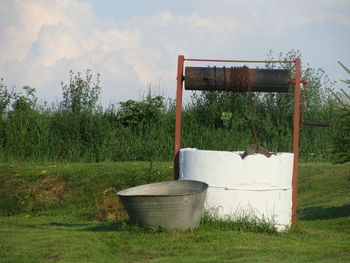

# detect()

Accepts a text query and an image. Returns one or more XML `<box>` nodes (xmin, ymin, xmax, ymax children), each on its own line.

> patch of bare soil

<box><xmin>95</xmin><ymin>187</ymin><xmax>128</xmax><ymax>222</ymax></box>
<box><xmin>33</xmin><ymin>175</ymin><xmax>66</xmax><ymax>203</ymax></box>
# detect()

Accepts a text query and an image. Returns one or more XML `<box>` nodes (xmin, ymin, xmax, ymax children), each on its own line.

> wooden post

<box><xmin>173</xmin><ymin>55</ymin><xmax>185</xmax><ymax>180</ymax></box>
<box><xmin>292</xmin><ymin>58</ymin><xmax>301</xmax><ymax>230</ymax></box>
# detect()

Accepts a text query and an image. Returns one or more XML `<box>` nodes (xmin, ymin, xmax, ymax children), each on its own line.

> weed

<box><xmin>201</xmin><ymin>208</ymin><xmax>278</xmax><ymax>234</ymax></box>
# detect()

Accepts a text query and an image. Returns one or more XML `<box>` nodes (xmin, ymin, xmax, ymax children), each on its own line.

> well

<box><xmin>179</xmin><ymin>148</ymin><xmax>293</xmax><ymax>231</ymax></box>
<box><xmin>173</xmin><ymin>55</ymin><xmax>303</xmax><ymax>229</ymax></box>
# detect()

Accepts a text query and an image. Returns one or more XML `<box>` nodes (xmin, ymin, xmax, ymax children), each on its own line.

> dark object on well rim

<box><xmin>241</xmin><ymin>144</ymin><xmax>275</xmax><ymax>159</ymax></box>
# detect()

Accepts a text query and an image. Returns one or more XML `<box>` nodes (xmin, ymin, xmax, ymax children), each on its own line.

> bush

<box><xmin>117</xmin><ymin>94</ymin><xmax>165</xmax><ymax>127</ymax></box>
<box><xmin>0</xmin><ymin>51</ymin><xmax>342</xmax><ymax>163</ymax></box>
<box><xmin>61</xmin><ymin>69</ymin><xmax>101</xmax><ymax>114</ymax></box>
<box><xmin>331</xmin><ymin>62</ymin><xmax>350</xmax><ymax>164</ymax></box>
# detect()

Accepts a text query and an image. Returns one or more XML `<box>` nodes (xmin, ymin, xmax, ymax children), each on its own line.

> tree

<box><xmin>331</xmin><ymin>62</ymin><xmax>350</xmax><ymax>164</ymax></box>
<box><xmin>61</xmin><ymin>69</ymin><xmax>101</xmax><ymax>114</ymax></box>
<box><xmin>117</xmin><ymin>94</ymin><xmax>165</xmax><ymax>127</ymax></box>
<box><xmin>12</xmin><ymin>86</ymin><xmax>37</xmax><ymax>112</ymax></box>
<box><xmin>0</xmin><ymin>78</ymin><xmax>13</xmax><ymax>118</ymax></box>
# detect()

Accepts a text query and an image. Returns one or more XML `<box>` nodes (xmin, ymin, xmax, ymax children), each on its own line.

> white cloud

<box><xmin>0</xmin><ymin>0</ymin><xmax>349</xmax><ymax>105</ymax></box>
<box><xmin>0</xmin><ymin>0</ymin><xmax>147</xmax><ymax>103</ymax></box>
<box><xmin>0</xmin><ymin>0</ymin><xmax>80</xmax><ymax>62</ymax></box>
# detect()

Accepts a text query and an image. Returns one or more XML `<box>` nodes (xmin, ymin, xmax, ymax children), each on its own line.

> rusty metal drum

<box><xmin>185</xmin><ymin>66</ymin><xmax>290</xmax><ymax>92</ymax></box>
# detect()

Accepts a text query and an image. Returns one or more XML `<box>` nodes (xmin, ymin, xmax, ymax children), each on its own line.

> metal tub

<box><xmin>117</xmin><ymin>180</ymin><xmax>208</xmax><ymax>230</ymax></box>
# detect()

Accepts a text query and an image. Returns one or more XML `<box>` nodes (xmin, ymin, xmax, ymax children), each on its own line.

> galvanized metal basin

<box><xmin>117</xmin><ymin>180</ymin><xmax>208</xmax><ymax>230</ymax></box>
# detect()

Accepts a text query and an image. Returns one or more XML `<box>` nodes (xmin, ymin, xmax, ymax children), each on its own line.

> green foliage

<box><xmin>0</xmin><ymin>80</ymin><xmax>13</xmax><ymax>154</ymax></box>
<box><xmin>0</xmin><ymin>81</ymin><xmax>38</xmax><ymax>116</ymax></box>
<box><xmin>265</xmin><ymin>50</ymin><xmax>335</xmax><ymax>159</ymax></box>
<box><xmin>201</xmin><ymin>209</ymin><xmax>278</xmax><ymax>234</ymax></box>
<box><xmin>48</xmin><ymin>110</ymin><xmax>114</xmax><ymax>162</ymax></box>
<box><xmin>331</xmin><ymin>62</ymin><xmax>350</xmax><ymax>164</ymax></box>
<box><xmin>0</xmin><ymin>50</ymin><xmax>341</xmax><ymax>162</ymax></box>
<box><xmin>61</xmin><ymin>69</ymin><xmax>101</xmax><ymax>114</ymax></box>
<box><xmin>0</xmin><ymin>78</ymin><xmax>14</xmax><ymax>118</ymax></box>
<box><xmin>12</xmin><ymin>86</ymin><xmax>37</xmax><ymax>112</ymax></box>
<box><xmin>0</xmin><ymin>83</ymin><xmax>42</xmax><ymax>160</ymax></box>
<box><xmin>117</xmin><ymin>94</ymin><xmax>165</xmax><ymax>127</ymax></box>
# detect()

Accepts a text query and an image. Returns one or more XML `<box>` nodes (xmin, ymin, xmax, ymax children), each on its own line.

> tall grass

<box><xmin>0</xmin><ymin>57</ymin><xmax>340</xmax><ymax>163</ymax></box>
<box><xmin>0</xmin><ymin>100</ymin><xmax>337</xmax><ymax>162</ymax></box>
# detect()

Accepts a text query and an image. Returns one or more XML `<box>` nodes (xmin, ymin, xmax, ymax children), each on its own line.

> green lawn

<box><xmin>0</xmin><ymin>162</ymin><xmax>349</xmax><ymax>262</ymax></box>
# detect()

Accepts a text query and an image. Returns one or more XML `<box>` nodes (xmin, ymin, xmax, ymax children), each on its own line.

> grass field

<box><xmin>0</xmin><ymin>162</ymin><xmax>349</xmax><ymax>262</ymax></box>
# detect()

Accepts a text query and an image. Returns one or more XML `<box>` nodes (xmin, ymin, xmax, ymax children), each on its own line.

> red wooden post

<box><xmin>173</xmin><ymin>55</ymin><xmax>185</xmax><ymax>180</ymax></box>
<box><xmin>292</xmin><ymin>58</ymin><xmax>301</xmax><ymax>229</ymax></box>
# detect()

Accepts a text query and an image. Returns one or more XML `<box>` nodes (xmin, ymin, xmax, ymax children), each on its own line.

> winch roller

<box><xmin>184</xmin><ymin>66</ymin><xmax>290</xmax><ymax>92</ymax></box>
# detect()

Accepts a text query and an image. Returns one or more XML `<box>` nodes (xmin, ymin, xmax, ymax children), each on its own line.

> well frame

<box><xmin>173</xmin><ymin>55</ymin><xmax>305</xmax><ymax>230</ymax></box>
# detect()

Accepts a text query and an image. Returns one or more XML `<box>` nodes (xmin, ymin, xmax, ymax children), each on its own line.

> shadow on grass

<box><xmin>84</xmin><ymin>221</ymin><xmax>131</xmax><ymax>232</ymax></box>
<box><xmin>20</xmin><ymin>220</ymin><xmax>134</xmax><ymax>232</ymax></box>
<box><xmin>48</xmin><ymin>222</ymin><xmax>89</xmax><ymax>227</ymax></box>
<box><xmin>84</xmin><ymin>220</ymin><xmax>171</xmax><ymax>233</ymax></box>
<box><xmin>46</xmin><ymin>220</ymin><xmax>134</xmax><ymax>232</ymax></box>
<box><xmin>299</xmin><ymin>204</ymin><xmax>350</xmax><ymax>220</ymax></box>
<box><xmin>21</xmin><ymin>219</ymin><xmax>170</xmax><ymax>233</ymax></box>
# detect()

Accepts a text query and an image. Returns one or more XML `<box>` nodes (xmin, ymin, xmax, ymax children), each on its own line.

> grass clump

<box><xmin>200</xmin><ymin>209</ymin><xmax>278</xmax><ymax>234</ymax></box>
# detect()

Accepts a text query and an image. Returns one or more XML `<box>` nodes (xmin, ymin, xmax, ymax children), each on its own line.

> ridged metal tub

<box><xmin>117</xmin><ymin>180</ymin><xmax>208</xmax><ymax>230</ymax></box>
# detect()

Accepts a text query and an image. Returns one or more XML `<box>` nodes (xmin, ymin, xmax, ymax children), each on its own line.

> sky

<box><xmin>1</xmin><ymin>0</ymin><xmax>349</xmax><ymax>106</ymax></box>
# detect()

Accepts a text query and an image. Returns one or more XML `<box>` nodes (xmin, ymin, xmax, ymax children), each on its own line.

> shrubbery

<box><xmin>331</xmin><ymin>62</ymin><xmax>350</xmax><ymax>164</ymax></box>
<box><xmin>0</xmin><ymin>52</ymin><xmax>345</xmax><ymax>163</ymax></box>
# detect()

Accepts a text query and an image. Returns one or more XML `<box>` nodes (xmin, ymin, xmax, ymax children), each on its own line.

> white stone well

<box><xmin>179</xmin><ymin>148</ymin><xmax>294</xmax><ymax>231</ymax></box>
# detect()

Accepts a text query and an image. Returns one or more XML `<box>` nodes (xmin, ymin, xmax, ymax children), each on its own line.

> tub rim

<box><xmin>116</xmin><ymin>180</ymin><xmax>208</xmax><ymax>198</ymax></box>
